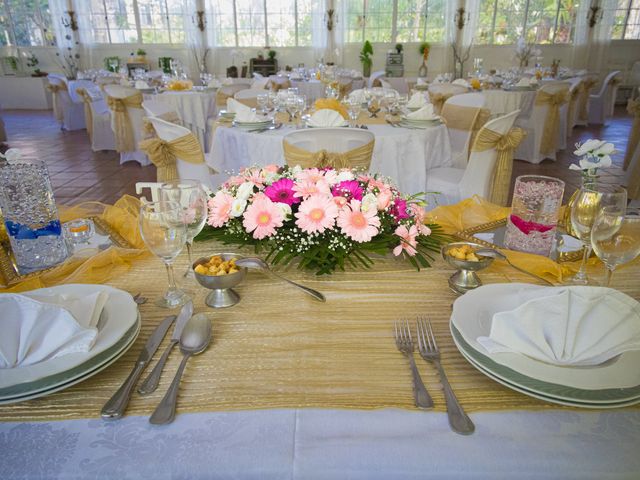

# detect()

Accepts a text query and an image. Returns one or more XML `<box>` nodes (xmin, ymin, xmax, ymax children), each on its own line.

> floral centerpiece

<box><xmin>196</xmin><ymin>165</ymin><xmax>447</xmax><ymax>275</ymax></box>
<box><xmin>514</xmin><ymin>37</ymin><xmax>541</xmax><ymax>68</ymax></box>
<box><xmin>569</xmin><ymin>138</ymin><xmax>614</xmax><ymax>183</ymax></box>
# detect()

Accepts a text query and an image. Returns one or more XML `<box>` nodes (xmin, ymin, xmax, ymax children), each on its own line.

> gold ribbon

<box><xmin>234</xmin><ymin>97</ymin><xmax>258</xmax><ymax>109</ymax></box>
<box><xmin>76</xmin><ymin>88</ymin><xmax>93</xmax><ymax>141</ymax></box>
<box><xmin>578</xmin><ymin>78</ymin><xmax>597</xmax><ymax>121</ymax></box>
<box><xmin>283</xmin><ymin>140</ymin><xmax>375</xmax><ymax>170</ymax></box>
<box><xmin>141</xmin><ymin>111</ymin><xmax>182</xmax><ymax>139</ymax></box>
<box><xmin>271</xmin><ymin>80</ymin><xmax>291</xmax><ymax>92</ymax></box>
<box><xmin>106</xmin><ymin>92</ymin><xmax>143</xmax><ymax>153</ymax></box>
<box><xmin>139</xmin><ymin>133</ymin><xmax>205</xmax><ymax>182</ymax></box>
<box><xmin>535</xmin><ymin>88</ymin><xmax>569</xmax><ymax>156</ymax></box>
<box><xmin>215</xmin><ymin>89</ymin><xmax>234</xmax><ymax>110</ymax></box>
<box><xmin>624</xmin><ymin>99</ymin><xmax>640</xmax><ymax>170</ymax></box>
<box><xmin>46</xmin><ymin>82</ymin><xmax>67</xmax><ymax>123</ymax></box>
<box><xmin>429</xmin><ymin>92</ymin><xmax>454</xmax><ymax>115</ymax></box>
<box><xmin>471</xmin><ymin>127</ymin><xmax>527</xmax><ymax>206</ymax></box>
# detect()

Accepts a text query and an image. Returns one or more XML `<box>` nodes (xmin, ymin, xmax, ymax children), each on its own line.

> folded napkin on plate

<box><xmin>0</xmin><ymin>291</ymin><xmax>109</xmax><ymax>369</ymax></box>
<box><xmin>477</xmin><ymin>287</ymin><xmax>640</xmax><ymax>366</ymax></box>
<box><xmin>407</xmin><ymin>92</ymin><xmax>427</xmax><ymax>109</ymax></box>
<box><xmin>251</xmin><ymin>77</ymin><xmax>269</xmax><ymax>90</ymax></box>
<box><xmin>135</xmin><ymin>80</ymin><xmax>150</xmax><ymax>89</ymax></box>
<box><xmin>515</xmin><ymin>77</ymin><xmax>533</xmax><ymax>88</ymax></box>
<box><xmin>226</xmin><ymin>98</ymin><xmax>259</xmax><ymax>122</ymax></box>
<box><xmin>405</xmin><ymin>103</ymin><xmax>438</xmax><ymax>121</ymax></box>
<box><xmin>208</xmin><ymin>79</ymin><xmax>222</xmax><ymax>88</ymax></box>
<box><xmin>452</xmin><ymin>78</ymin><xmax>470</xmax><ymax>88</ymax></box>
<box><xmin>307</xmin><ymin>109</ymin><xmax>345</xmax><ymax>127</ymax></box>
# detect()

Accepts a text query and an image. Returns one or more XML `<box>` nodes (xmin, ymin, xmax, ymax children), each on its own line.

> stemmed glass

<box><xmin>257</xmin><ymin>93</ymin><xmax>269</xmax><ymax>115</ymax></box>
<box><xmin>569</xmin><ymin>185</ymin><xmax>628</xmax><ymax>285</ymax></box>
<box><xmin>159</xmin><ymin>180</ymin><xmax>209</xmax><ymax>279</ymax></box>
<box><xmin>343</xmin><ymin>97</ymin><xmax>361</xmax><ymax>127</ymax></box>
<box><xmin>139</xmin><ymin>201</ymin><xmax>189</xmax><ymax>308</ymax></box>
<box><xmin>591</xmin><ymin>207</ymin><xmax>640</xmax><ymax>287</ymax></box>
<box><xmin>286</xmin><ymin>95</ymin><xmax>301</xmax><ymax>125</ymax></box>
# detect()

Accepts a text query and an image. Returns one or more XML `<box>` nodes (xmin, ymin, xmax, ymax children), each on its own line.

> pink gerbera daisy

<box><xmin>393</xmin><ymin>225</ymin><xmax>418</xmax><ymax>256</ymax></box>
<box><xmin>332</xmin><ymin>180</ymin><xmax>364</xmax><ymax>202</ymax></box>
<box><xmin>207</xmin><ymin>191</ymin><xmax>234</xmax><ymax>227</ymax></box>
<box><xmin>337</xmin><ymin>200</ymin><xmax>380</xmax><ymax>243</ymax></box>
<box><xmin>296</xmin><ymin>168</ymin><xmax>325</xmax><ymax>184</ymax></box>
<box><xmin>295</xmin><ymin>194</ymin><xmax>338</xmax><ymax>234</ymax></box>
<box><xmin>264</xmin><ymin>178</ymin><xmax>299</xmax><ymax>206</ymax></box>
<box><xmin>293</xmin><ymin>178</ymin><xmax>331</xmax><ymax>199</ymax></box>
<box><xmin>242</xmin><ymin>194</ymin><xmax>284</xmax><ymax>240</ymax></box>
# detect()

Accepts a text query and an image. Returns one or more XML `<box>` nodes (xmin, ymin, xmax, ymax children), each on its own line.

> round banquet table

<box><xmin>481</xmin><ymin>89</ymin><xmax>537</xmax><ymax>118</ymax></box>
<box><xmin>145</xmin><ymin>91</ymin><xmax>216</xmax><ymax>147</ymax></box>
<box><xmin>290</xmin><ymin>80</ymin><xmax>326</xmax><ymax>102</ymax></box>
<box><xmin>208</xmin><ymin>123</ymin><xmax>453</xmax><ymax>195</ymax></box>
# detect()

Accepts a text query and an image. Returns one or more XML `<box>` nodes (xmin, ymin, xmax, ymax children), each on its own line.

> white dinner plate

<box><xmin>0</xmin><ymin>315</ymin><xmax>140</xmax><ymax>404</ymax></box>
<box><xmin>451</xmin><ymin>283</ymin><xmax>640</xmax><ymax>392</ymax></box>
<box><xmin>306</xmin><ymin>122</ymin><xmax>349</xmax><ymax>128</ymax></box>
<box><xmin>0</xmin><ymin>284</ymin><xmax>139</xmax><ymax>394</ymax></box>
<box><xmin>451</xmin><ymin>323</ymin><xmax>640</xmax><ymax>408</ymax></box>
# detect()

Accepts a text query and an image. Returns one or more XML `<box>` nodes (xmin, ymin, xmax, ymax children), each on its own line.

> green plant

<box><xmin>104</xmin><ymin>56</ymin><xmax>120</xmax><ymax>72</ymax></box>
<box><xmin>359</xmin><ymin>40</ymin><xmax>373</xmax><ymax>67</ymax></box>
<box><xmin>6</xmin><ymin>56</ymin><xmax>19</xmax><ymax>71</ymax></box>
<box><xmin>419</xmin><ymin>42</ymin><xmax>430</xmax><ymax>56</ymax></box>
<box><xmin>136</xmin><ymin>48</ymin><xmax>146</xmax><ymax>56</ymax></box>
<box><xmin>395</xmin><ymin>43</ymin><xmax>403</xmax><ymax>54</ymax></box>
<box><xmin>268</xmin><ymin>49</ymin><xmax>276</xmax><ymax>60</ymax></box>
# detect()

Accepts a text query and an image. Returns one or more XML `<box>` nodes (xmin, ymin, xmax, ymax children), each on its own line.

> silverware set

<box><xmin>394</xmin><ymin>317</ymin><xmax>475</xmax><ymax>435</ymax></box>
<box><xmin>101</xmin><ymin>300</ymin><xmax>212</xmax><ymax>425</ymax></box>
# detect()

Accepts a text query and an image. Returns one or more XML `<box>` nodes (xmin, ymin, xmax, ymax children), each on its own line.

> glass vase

<box><xmin>0</xmin><ymin>158</ymin><xmax>68</xmax><ymax>273</ymax></box>
<box><xmin>562</xmin><ymin>172</ymin><xmax>598</xmax><ymax>238</ymax></box>
<box><xmin>503</xmin><ymin>175</ymin><xmax>565</xmax><ymax>257</ymax></box>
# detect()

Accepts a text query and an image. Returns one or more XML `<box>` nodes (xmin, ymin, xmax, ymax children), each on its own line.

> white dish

<box><xmin>451</xmin><ymin>283</ymin><xmax>640</xmax><ymax>391</ymax></box>
<box><xmin>306</xmin><ymin>121</ymin><xmax>348</xmax><ymax>128</ymax></box>
<box><xmin>0</xmin><ymin>284</ymin><xmax>138</xmax><ymax>391</ymax></box>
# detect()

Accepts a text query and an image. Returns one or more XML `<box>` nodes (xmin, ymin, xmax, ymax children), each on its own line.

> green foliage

<box><xmin>6</xmin><ymin>56</ymin><xmax>19</xmax><ymax>71</ymax></box>
<box><xmin>395</xmin><ymin>43</ymin><xmax>403</xmax><ymax>53</ymax></box>
<box><xmin>268</xmin><ymin>49</ymin><xmax>277</xmax><ymax>59</ymax></box>
<box><xmin>359</xmin><ymin>40</ymin><xmax>373</xmax><ymax>67</ymax></box>
<box><xmin>104</xmin><ymin>56</ymin><xmax>120</xmax><ymax>72</ymax></box>
<box><xmin>419</xmin><ymin>42</ymin><xmax>430</xmax><ymax>55</ymax></box>
<box><xmin>136</xmin><ymin>48</ymin><xmax>146</xmax><ymax>56</ymax></box>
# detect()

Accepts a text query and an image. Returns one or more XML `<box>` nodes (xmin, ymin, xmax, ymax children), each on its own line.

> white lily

<box><xmin>573</xmin><ymin>139</ymin><xmax>604</xmax><ymax>157</ymax></box>
<box><xmin>361</xmin><ymin>193</ymin><xmax>378</xmax><ymax>213</ymax></box>
<box><xmin>230</xmin><ymin>198</ymin><xmax>247</xmax><ymax>217</ymax></box>
<box><xmin>276</xmin><ymin>202</ymin><xmax>292</xmax><ymax>220</ymax></box>
<box><xmin>235</xmin><ymin>182</ymin><xmax>255</xmax><ymax>201</ymax></box>
<box><xmin>0</xmin><ymin>148</ymin><xmax>22</xmax><ymax>162</ymax></box>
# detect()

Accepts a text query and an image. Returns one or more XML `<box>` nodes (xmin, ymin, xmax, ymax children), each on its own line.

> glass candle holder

<box><xmin>503</xmin><ymin>175</ymin><xmax>565</xmax><ymax>257</ymax></box>
<box><xmin>0</xmin><ymin>159</ymin><xmax>68</xmax><ymax>273</ymax></box>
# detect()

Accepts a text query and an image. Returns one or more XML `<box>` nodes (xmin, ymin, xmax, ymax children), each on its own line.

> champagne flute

<box><xmin>139</xmin><ymin>201</ymin><xmax>189</xmax><ymax>308</ymax></box>
<box><xmin>257</xmin><ymin>93</ymin><xmax>269</xmax><ymax>115</ymax></box>
<box><xmin>568</xmin><ymin>185</ymin><xmax>627</xmax><ymax>285</ymax></box>
<box><xmin>591</xmin><ymin>207</ymin><xmax>640</xmax><ymax>287</ymax></box>
<box><xmin>159</xmin><ymin>180</ymin><xmax>209</xmax><ymax>279</ymax></box>
<box><xmin>344</xmin><ymin>97</ymin><xmax>361</xmax><ymax>127</ymax></box>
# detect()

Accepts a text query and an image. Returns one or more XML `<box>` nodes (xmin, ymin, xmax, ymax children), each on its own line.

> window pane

<box><xmin>103</xmin><ymin>0</ymin><xmax>138</xmax><ymax>43</ymax></box>
<box><xmin>365</xmin><ymin>0</ymin><xmax>393</xmax><ymax>42</ymax></box>
<box><xmin>554</xmin><ymin>0</ymin><xmax>577</xmax><ymax>44</ymax></box>
<box><xmin>611</xmin><ymin>0</ymin><xmax>631</xmax><ymax>39</ymax></box>
<box><xmin>209</xmin><ymin>0</ymin><xmax>237</xmax><ymax>46</ymax></box>
<box><xmin>344</xmin><ymin>0</ymin><xmax>365</xmax><ymax>43</ymax></box>
<box><xmin>492</xmin><ymin>0</ymin><xmax>526</xmax><ymax>44</ymax></box>
<box><xmin>137</xmin><ymin>0</ymin><xmax>185</xmax><ymax>44</ymax></box>
<box><xmin>624</xmin><ymin>0</ymin><xmax>640</xmax><ymax>39</ymax></box>
<box><xmin>395</xmin><ymin>0</ymin><xmax>427</xmax><ymax>43</ymax></box>
<box><xmin>297</xmin><ymin>0</ymin><xmax>313</xmax><ymax>46</ymax></box>
<box><xmin>424</xmin><ymin>0</ymin><xmax>446</xmax><ymax>42</ymax></box>
<box><xmin>266</xmin><ymin>0</ymin><xmax>295</xmax><ymax>47</ymax></box>
<box><xmin>526</xmin><ymin>0</ymin><xmax>557</xmax><ymax>44</ymax></box>
<box><xmin>3</xmin><ymin>0</ymin><xmax>55</xmax><ymax>46</ymax></box>
<box><xmin>236</xmin><ymin>0</ymin><xmax>266</xmax><ymax>47</ymax></box>
<box><xmin>476</xmin><ymin>0</ymin><xmax>497</xmax><ymax>44</ymax></box>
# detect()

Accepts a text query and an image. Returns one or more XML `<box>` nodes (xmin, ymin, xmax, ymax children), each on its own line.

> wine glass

<box><xmin>343</xmin><ymin>97</ymin><xmax>361</xmax><ymax>127</ymax></box>
<box><xmin>591</xmin><ymin>207</ymin><xmax>640</xmax><ymax>287</ymax></box>
<box><xmin>568</xmin><ymin>185</ymin><xmax>627</xmax><ymax>285</ymax></box>
<box><xmin>139</xmin><ymin>201</ymin><xmax>189</xmax><ymax>308</ymax></box>
<box><xmin>159</xmin><ymin>180</ymin><xmax>209</xmax><ymax>279</ymax></box>
<box><xmin>286</xmin><ymin>95</ymin><xmax>300</xmax><ymax>125</ymax></box>
<box><xmin>257</xmin><ymin>93</ymin><xmax>269</xmax><ymax>114</ymax></box>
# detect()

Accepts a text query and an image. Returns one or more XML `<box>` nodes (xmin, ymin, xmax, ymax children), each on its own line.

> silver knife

<box><xmin>137</xmin><ymin>301</ymin><xmax>194</xmax><ymax>395</ymax></box>
<box><xmin>101</xmin><ymin>314</ymin><xmax>177</xmax><ymax>419</ymax></box>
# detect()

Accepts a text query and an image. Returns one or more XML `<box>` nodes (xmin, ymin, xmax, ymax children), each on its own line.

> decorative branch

<box><xmin>452</xmin><ymin>44</ymin><xmax>471</xmax><ymax>79</ymax></box>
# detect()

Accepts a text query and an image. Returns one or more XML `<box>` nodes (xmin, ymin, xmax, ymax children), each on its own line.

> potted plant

<box><xmin>7</xmin><ymin>56</ymin><xmax>19</xmax><ymax>74</ymax></box>
<box><xmin>418</xmin><ymin>42</ymin><xmax>430</xmax><ymax>77</ymax></box>
<box><xmin>104</xmin><ymin>56</ymin><xmax>120</xmax><ymax>72</ymax></box>
<box><xmin>395</xmin><ymin>43</ymin><xmax>403</xmax><ymax>54</ymax></box>
<box><xmin>268</xmin><ymin>50</ymin><xmax>277</xmax><ymax>61</ymax></box>
<box><xmin>26</xmin><ymin>53</ymin><xmax>46</xmax><ymax>77</ymax></box>
<box><xmin>360</xmin><ymin>40</ymin><xmax>373</xmax><ymax>77</ymax></box>
<box><xmin>135</xmin><ymin>48</ymin><xmax>146</xmax><ymax>63</ymax></box>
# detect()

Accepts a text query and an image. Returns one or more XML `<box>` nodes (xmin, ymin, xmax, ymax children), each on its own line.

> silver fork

<box><xmin>417</xmin><ymin>318</ymin><xmax>475</xmax><ymax>435</ymax></box>
<box><xmin>394</xmin><ymin>320</ymin><xmax>434</xmax><ymax>409</ymax></box>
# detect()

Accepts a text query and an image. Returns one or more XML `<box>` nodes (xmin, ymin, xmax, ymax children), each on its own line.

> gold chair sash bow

<box><xmin>138</xmin><ymin>133</ymin><xmax>205</xmax><ymax>182</ymax></box>
<box><xmin>535</xmin><ymin>88</ymin><xmax>569</xmax><ymax>156</ymax></box>
<box><xmin>429</xmin><ymin>92</ymin><xmax>454</xmax><ymax>115</ymax></box>
<box><xmin>215</xmin><ymin>89</ymin><xmax>234</xmax><ymax>110</ymax></box>
<box><xmin>578</xmin><ymin>78</ymin><xmax>597</xmax><ymax>122</ymax></box>
<box><xmin>471</xmin><ymin>127</ymin><xmax>527</xmax><ymax>206</ymax></box>
<box><xmin>624</xmin><ymin>99</ymin><xmax>640</xmax><ymax>170</ymax></box>
<box><xmin>141</xmin><ymin>111</ymin><xmax>182</xmax><ymax>139</ymax></box>
<box><xmin>76</xmin><ymin>88</ymin><xmax>93</xmax><ymax>140</ymax></box>
<box><xmin>440</xmin><ymin>104</ymin><xmax>491</xmax><ymax>163</ymax></box>
<box><xmin>283</xmin><ymin>140</ymin><xmax>375</xmax><ymax>171</ymax></box>
<box><xmin>106</xmin><ymin>92</ymin><xmax>143</xmax><ymax>153</ymax></box>
<box><xmin>46</xmin><ymin>83</ymin><xmax>67</xmax><ymax>123</ymax></box>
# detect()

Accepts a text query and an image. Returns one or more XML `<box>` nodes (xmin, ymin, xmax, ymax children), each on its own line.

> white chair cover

<box><xmin>283</xmin><ymin>128</ymin><xmax>375</xmax><ymax>154</ymax></box>
<box><xmin>47</xmin><ymin>74</ymin><xmax>85</xmax><ymax>131</ymax></box>
<box><xmin>104</xmin><ymin>84</ymin><xmax>150</xmax><ymax>166</ymax></box>
<box><xmin>425</xmin><ymin>110</ymin><xmax>520</xmax><ymax>207</ymax></box>
<box><xmin>86</xmin><ymin>86</ymin><xmax>116</xmax><ymax>152</ymax></box>
<box><xmin>589</xmin><ymin>71</ymin><xmax>621</xmax><ymax>125</ymax></box>
<box><xmin>142</xmin><ymin>99</ymin><xmax>179</xmax><ymax>118</ymax></box>
<box><xmin>442</xmin><ymin>93</ymin><xmax>486</xmax><ymax>168</ymax></box>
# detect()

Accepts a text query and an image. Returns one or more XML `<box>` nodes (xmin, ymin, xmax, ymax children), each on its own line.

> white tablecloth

<box><xmin>1</xmin><ymin>409</ymin><xmax>638</xmax><ymax>479</ymax></box>
<box><xmin>149</xmin><ymin>91</ymin><xmax>216</xmax><ymax>147</ymax></box>
<box><xmin>290</xmin><ymin>80</ymin><xmax>326</xmax><ymax>102</ymax></box>
<box><xmin>209</xmin><ymin>124</ymin><xmax>453</xmax><ymax>195</ymax></box>
<box><xmin>481</xmin><ymin>90</ymin><xmax>537</xmax><ymax>118</ymax></box>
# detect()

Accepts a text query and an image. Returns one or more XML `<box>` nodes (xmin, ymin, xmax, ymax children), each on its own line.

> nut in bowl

<box><xmin>442</xmin><ymin>242</ymin><xmax>494</xmax><ymax>295</ymax></box>
<box><xmin>193</xmin><ymin>254</ymin><xmax>247</xmax><ymax>308</ymax></box>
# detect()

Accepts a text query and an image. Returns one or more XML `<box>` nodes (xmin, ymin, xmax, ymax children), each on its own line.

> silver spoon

<box><xmin>475</xmin><ymin>248</ymin><xmax>555</xmax><ymax>286</ymax></box>
<box><xmin>149</xmin><ymin>313</ymin><xmax>212</xmax><ymax>425</ymax></box>
<box><xmin>234</xmin><ymin>257</ymin><xmax>326</xmax><ymax>302</ymax></box>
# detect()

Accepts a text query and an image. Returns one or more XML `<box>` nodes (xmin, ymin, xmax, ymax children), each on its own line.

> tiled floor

<box><xmin>1</xmin><ymin>108</ymin><xmax>633</xmax><ymax>205</ymax></box>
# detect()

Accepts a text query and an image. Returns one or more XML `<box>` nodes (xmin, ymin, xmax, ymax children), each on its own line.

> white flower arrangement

<box><xmin>569</xmin><ymin>139</ymin><xmax>615</xmax><ymax>176</ymax></box>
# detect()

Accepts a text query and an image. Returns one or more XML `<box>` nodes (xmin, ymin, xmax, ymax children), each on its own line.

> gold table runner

<box><xmin>2</xmin><ymin>238</ymin><xmax>640</xmax><ymax>422</ymax></box>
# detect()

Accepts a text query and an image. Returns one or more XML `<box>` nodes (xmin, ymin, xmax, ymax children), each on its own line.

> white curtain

<box><xmin>589</xmin><ymin>0</ymin><xmax>617</xmax><ymax>75</ymax></box>
<box><xmin>313</xmin><ymin>0</ymin><xmax>330</xmax><ymax>64</ymax></box>
<box><xmin>463</xmin><ymin>0</ymin><xmax>480</xmax><ymax>48</ymax></box>
<box><xmin>185</xmin><ymin>0</ymin><xmax>209</xmax><ymax>76</ymax></box>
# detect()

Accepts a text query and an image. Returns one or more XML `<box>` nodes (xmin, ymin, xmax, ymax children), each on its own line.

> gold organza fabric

<box><xmin>46</xmin><ymin>82</ymin><xmax>67</xmax><ymax>123</ymax></box>
<box><xmin>283</xmin><ymin>140</ymin><xmax>374</xmax><ymax>170</ymax></box>
<box><xmin>142</xmin><ymin>111</ymin><xmax>183</xmax><ymax>138</ymax></box>
<box><xmin>106</xmin><ymin>92</ymin><xmax>143</xmax><ymax>152</ymax></box>
<box><xmin>138</xmin><ymin>133</ymin><xmax>205</xmax><ymax>182</ymax></box>
<box><xmin>76</xmin><ymin>88</ymin><xmax>93</xmax><ymax>140</ymax></box>
<box><xmin>471</xmin><ymin>127</ymin><xmax>526</xmax><ymax>206</ymax></box>
<box><xmin>624</xmin><ymin>98</ymin><xmax>640</xmax><ymax>170</ymax></box>
<box><xmin>578</xmin><ymin>78</ymin><xmax>597</xmax><ymax>122</ymax></box>
<box><xmin>430</xmin><ymin>92</ymin><xmax>454</xmax><ymax>114</ymax></box>
<box><xmin>235</xmin><ymin>97</ymin><xmax>258</xmax><ymax>108</ymax></box>
<box><xmin>215</xmin><ymin>89</ymin><xmax>234</xmax><ymax>110</ymax></box>
<box><xmin>535</xmin><ymin>88</ymin><xmax>569</xmax><ymax>156</ymax></box>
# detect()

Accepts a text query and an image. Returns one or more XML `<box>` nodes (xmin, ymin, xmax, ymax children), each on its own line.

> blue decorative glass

<box><xmin>0</xmin><ymin>158</ymin><xmax>68</xmax><ymax>273</ymax></box>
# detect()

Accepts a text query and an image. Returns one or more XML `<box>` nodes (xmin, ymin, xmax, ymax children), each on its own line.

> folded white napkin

<box><xmin>477</xmin><ymin>287</ymin><xmax>640</xmax><ymax>366</ymax></box>
<box><xmin>405</xmin><ymin>103</ymin><xmax>438</xmax><ymax>121</ymax></box>
<box><xmin>253</xmin><ymin>72</ymin><xmax>264</xmax><ymax>80</ymax></box>
<box><xmin>251</xmin><ymin>77</ymin><xmax>269</xmax><ymax>90</ymax></box>
<box><xmin>222</xmin><ymin>77</ymin><xmax>233</xmax><ymax>86</ymax></box>
<box><xmin>515</xmin><ymin>77</ymin><xmax>532</xmax><ymax>87</ymax></box>
<box><xmin>452</xmin><ymin>78</ymin><xmax>470</xmax><ymax>88</ymax></box>
<box><xmin>407</xmin><ymin>92</ymin><xmax>427</xmax><ymax>109</ymax></box>
<box><xmin>349</xmin><ymin>89</ymin><xmax>366</xmax><ymax>104</ymax></box>
<box><xmin>135</xmin><ymin>80</ymin><xmax>150</xmax><ymax>89</ymax></box>
<box><xmin>227</xmin><ymin>98</ymin><xmax>261</xmax><ymax>122</ymax></box>
<box><xmin>0</xmin><ymin>291</ymin><xmax>109</xmax><ymax>369</ymax></box>
<box><xmin>307</xmin><ymin>109</ymin><xmax>345</xmax><ymax>127</ymax></box>
<box><xmin>208</xmin><ymin>79</ymin><xmax>222</xmax><ymax>88</ymax></box>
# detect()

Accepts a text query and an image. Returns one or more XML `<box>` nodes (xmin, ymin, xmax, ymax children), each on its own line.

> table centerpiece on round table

<box><xmin>196</xmin><ymin>165</ymin><xmax>447</xmax><ymax>275</ymax></box>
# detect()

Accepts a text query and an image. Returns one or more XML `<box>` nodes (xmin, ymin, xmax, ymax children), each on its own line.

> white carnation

<box><xmin>230</xmin><ymin>198</ymin><xmax>247</xmax><ymax>217</ymax></box>
<box><xmin>236</xmin><ymin>182</ymin><xmax>255</xmax><ymax>201</ymax></box>
<box><xmin>276</xmin><ymin>202</ymin><xmax>292</xmax><ymax>219</ymax></box>
<box><xmin>361</xmin><ymin>193</ymin><xmax>377</xmax><ymax>213</ymax></box>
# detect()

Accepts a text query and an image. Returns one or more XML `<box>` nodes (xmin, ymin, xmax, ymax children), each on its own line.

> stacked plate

<box><xmin>0</xmin><ymin>284</ymin><xmax>140</xmax><ymax>404</ymax></box>
<box><xmin>450</xmin><ymin>283</ymin><xmax>640</xmax><ymax>408</ymax></box>
<box><xmin>232</xmin><ymin>119</ymin><xmax>273</xmax><ymax>131</ymax></box>
<box><xmin>398</xmin><ymin>116</ymin><xmax>441</xmax><ymax>129</ymax></box>
<box><xmin>218</xmin><ymin>110</ymin><xmax>235</xmax><ymax>120</ymax></box>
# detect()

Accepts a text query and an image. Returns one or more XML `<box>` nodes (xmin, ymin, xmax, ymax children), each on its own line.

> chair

<box><xmin>515</xmin><ymin>82</ymin><xmax>570</xmax><ymax>164</ymax></box>
<box><xmin>566</xmin><ymin>78</ymin><xmax>584</xmax><ymax>134</ymax></box>
<box><xmin>441</xmin><ymin>93</ymin><xmax>488</xmax><ymax>169</ymax></box>
<box><xmin>104</xmin><ymin>84</ymin><xmax>150</xmax><ymax>166</ymax></box>
<box><xmin>368</xmin><ymin>71</ymin><xmax>386</xmax><ymax>88</ymax></box>
<box><xmin>282</xmin><ymin>128</ymin><xmax>375</xmax><ymax>171</ymax></box>
<box><xmin>630</xmin><ymin>62</ymin><xmax>640</xmax><ymax>99</ymax></box>
<box><xmin>142</xmin><ymin>116</ymin><xmax>221</xmax><ymax>190</ymax></box>
<box><xmin>427</xmin><ymin>84</ymin><xmax>469</xmax><ymax>114</ymax></box>
<box><xmin>624</xmin><ymin>138</ymin><xmax>640</xmax><ymax>201</ymax></box>
<box><xmin>81</xmin><ymin>86</ymin><xmax>116</xmax><ymax>152</ymax></box>
<box><xmin>215</xmin><ymin>84</ymin><xmax>250</xmax><ymax>112</ymax></box>
<box><xmin>47</xmin><ymin>74</ymin><xmax>85</xmax><ymax>131</ymax></box>
<box><xmin>426</xmin><ymin>110</ymin><xmax>521</xmax><ymax>207</ymax></box>
<box><xmin>588</xmin><ymin>71</ymin><xmax>621</xmax><ymax>125</ymax></box>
